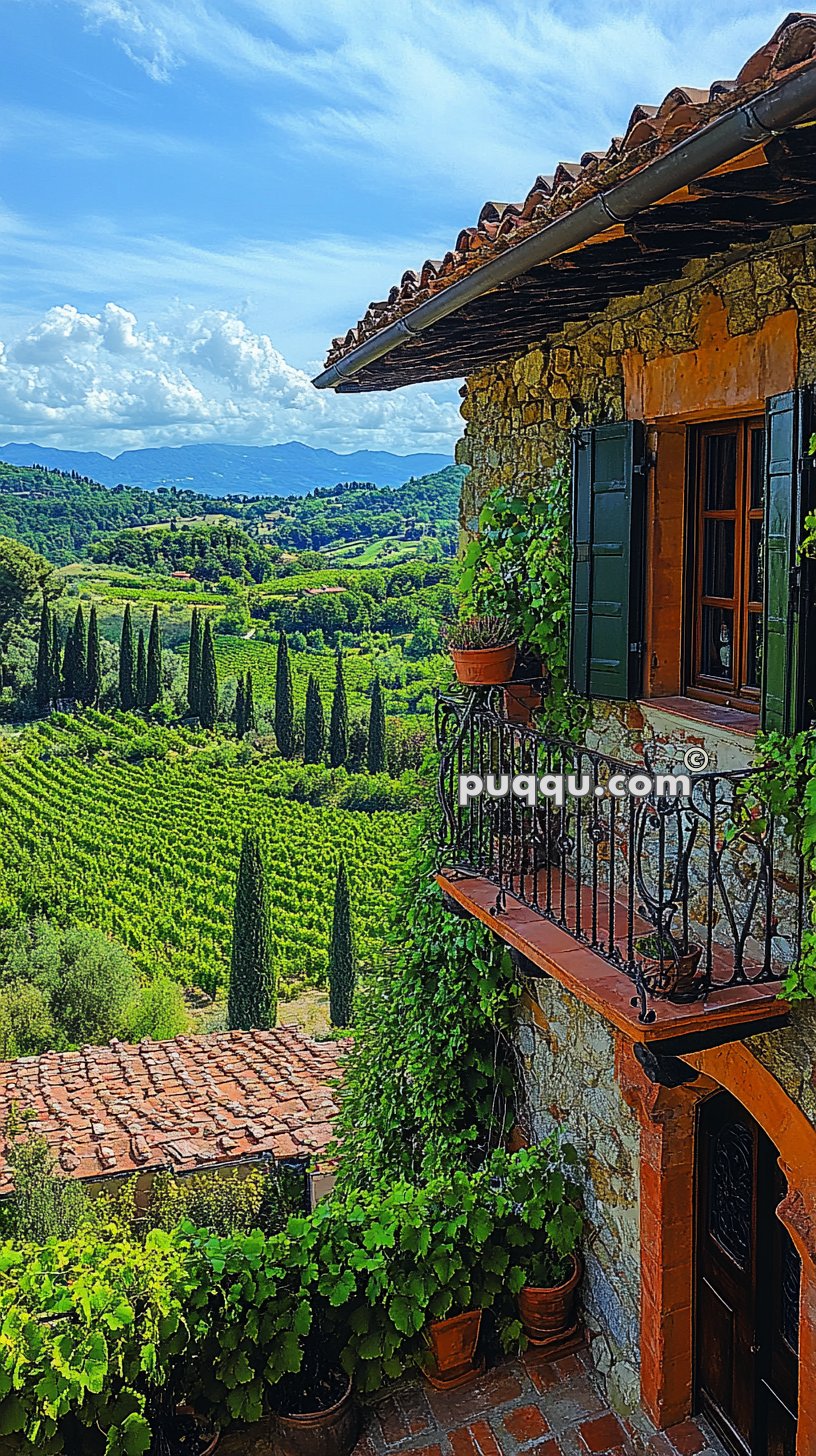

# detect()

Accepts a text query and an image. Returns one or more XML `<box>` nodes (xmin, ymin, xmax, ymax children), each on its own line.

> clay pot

<box><xmin>450</xmin><ymin>643</ymin><xmax>517</xmax><ymax>687</ymax></box>
<box><xmin>502</xmin><ymin>680</ymin><xmax>542</xmax><ymax>725</ymax></box>
<box><xmin>424</xmin><ymin>1309</ymin><xmax>483</xmax><ymax>1389</ymax></box>
<box><xmin>506</xmin><ymin>1123</ymin><xmax>531</xmax><ymax>1154</ymax></box>
<box><xmin>636</xmin><ymin>942</ymin><xmax>703</xmax><ymax>999</ymax></box>
<box><xmin>273</xmin><ymin>1376</ymin><xmax>360</xmax><ymax>1456</ymax></box>
<box><xmin>517</xmin><ymin>1255</ymin><xmax>581</xmax><ymax>1347</ymax></box>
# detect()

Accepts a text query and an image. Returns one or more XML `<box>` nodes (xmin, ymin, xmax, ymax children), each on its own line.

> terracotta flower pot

<box><xmin>517</xmin><ymin>1255</ymin><xmax>581</xmax><ymax>1347</ymax></box>
<box><xmin>450</xmin><ymin>642</ymin><xmax>517</xmax><ymax>687</ymax></box>
<box><xmin>502</xmin><ymin>680</ymin><xmax>542</xmax><ymax>725</ymax></box>
<box><xmin>423</xmin><ymin>1309</ymin><xmax>483</xmax><ymax>1389</ymax></box>
<box><xmin>273</xmin><ymin>1375</ymin><xmax>360</xmax><ymax>1456</ymax></box>
<box><xmin>636</xmin><ymin>942</ymin><xmax>703</xmax><ymax>999</ymax></box>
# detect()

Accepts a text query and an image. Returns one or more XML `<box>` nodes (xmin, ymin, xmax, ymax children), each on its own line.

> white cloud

<box><xmin>0</xmin><ymin>302</ymin><xmax>461</xmax><ymax>452</ymax></box>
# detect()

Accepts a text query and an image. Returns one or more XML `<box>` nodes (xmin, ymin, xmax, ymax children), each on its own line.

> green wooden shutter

<box><xmin>569</xmin><ymin>421</ymin><xmax>646</xmax><ymax>700</ymax></box>
<box><xmin>761</xmin><ymin>389</ymin><xmax>815</xmax><ymax>733</ymax></box>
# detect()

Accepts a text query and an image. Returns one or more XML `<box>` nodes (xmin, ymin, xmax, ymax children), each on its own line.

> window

<box><xmin>688</xmin><ymin>418</ymin><xmax>766</xmax><ymax>710</ymax></box>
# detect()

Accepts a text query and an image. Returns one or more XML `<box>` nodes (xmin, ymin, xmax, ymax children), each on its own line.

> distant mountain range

<box><xmin>0</xmin><ymin>441</ymin><xmax>455</xmax><ymax>498</ymax></box>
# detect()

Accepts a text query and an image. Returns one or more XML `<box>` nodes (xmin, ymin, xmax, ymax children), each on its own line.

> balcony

<box><xmin>435</xmin><ymin>690</ymin><xmax>805</xmax><ymax>1052</ymax></box>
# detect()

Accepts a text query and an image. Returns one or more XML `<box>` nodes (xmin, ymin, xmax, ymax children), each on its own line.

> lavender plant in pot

<box><xmin>442</xmin><ymin>616</ymin><xmax>517</xmax><ymax>687</ymax></box>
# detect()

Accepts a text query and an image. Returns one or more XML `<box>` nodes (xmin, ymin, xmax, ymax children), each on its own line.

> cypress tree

<box><xmin>329</xmin><ymin>649</ymin><xmax>348</xmax><ymax>768</ymax></box>
<box><xmin>274</xmin><ymin>630</ymin><xmax>295</xmax><ymax>758</ymax></box>
<box><xmin>235</xmin><ymin>674</ymin><xmax>245</xmax><ymax>738</ymax></box>
<box><xmin>146</xmin><ymin>605</ymin><xmax>162</xmax><ymax>707</ymax></box>
<box><xmin>61</xmin><ymin>627</ymin><xmax>75</xmax><ymax>700</ymax></box>
<box><xmin>328</xmin><ymin>859</ymin><xmax>356</xmax><ymax>1028</ymax></box>
<box><xmin>119</xmin><ymin>603</ymin><xmax>136</xmax><ymax>710</ymax></box>
<box><xmin>304</xmin><ymin>673</ymin><xmax>325</xmax><ymax>763</ymax></box>
<box><xmin>72</xmin><ymin>604</ymin><xmax>87</xmax><ymax>705</ymax></box>
<box><xmin>35</xmin><ymin>603</ymin><xmax>52</xmax><ymax>714</ymax></box>
<box><xmin>198</xmin><ymin>618</ymin><xmax>218</xmax><ymax>729</ymax></box>
<box><xmin>49</xmin><ymin>617</ymin><xmax>61</xmax><ymax>705</ymax></box>
<box><xmin>244</xmin><ymin>670</ymin><xmax>256</xmax><ymax>735</ymax></box>
<box><xmin>367</xmin><ymin>675</ymin><xmax>387</xmax><ymax>773</ymax></box>
<box><xmin>136</xmin><ymin>629</ymin><xmax>147</xmax><ymax>707</ymax></box>
<box><xmin>228</xmin><ymin>829</ymin><xmax>276</xmax><ymax>1030</ymax></box>
<box><xmin>85</xmin><ymin>605</ymin><xmax>101</xmax><ymax>707</ymax></box>
<box><xmin>187</xmin><ymin>608</ymin><xmax>202</xmax><ymax>717</ymax></box>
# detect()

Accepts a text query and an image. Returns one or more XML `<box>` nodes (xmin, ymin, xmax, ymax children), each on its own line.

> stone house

<box><xmin>314</xmin><ymin>17</ymin><xmax>816</xmax><ymax>1456</ymax></box>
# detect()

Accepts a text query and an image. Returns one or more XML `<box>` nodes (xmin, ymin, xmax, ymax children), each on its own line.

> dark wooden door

<box><xmin>696</xmin><ymin>1092</ymin><xmax>800</xmax><ymax>1456</ymax></box>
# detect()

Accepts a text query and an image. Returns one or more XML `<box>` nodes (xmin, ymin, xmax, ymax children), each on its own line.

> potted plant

<box><xmin>517</xmin><ymin>1248</ymin><xmax>582</xmax><ymax>1349</ymax></box>
<box><xmin>442</xmin><ymin>615</ymin><xmax>517</xmax><ymax>687</ymax></box>
<box><xmin>634</xmin><ymin>933</ymin><xmax>702</xmax><ymax>1000</ymax></box>
<box><xmin>269</xmin><ymin>1336</ymin><xmax>360</xmax><ymax>1456</ymax></box>
<box><xmin>423</xmin><ymin>1307</ymin><xmax>484</xmax><ymax>1389</ymax></box>
<box><xmin>502</xmin><ymin>649</ymin><xmax>547</xmax><ymax>726</ymax></box>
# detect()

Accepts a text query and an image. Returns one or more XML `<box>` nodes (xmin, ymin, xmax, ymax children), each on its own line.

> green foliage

<box><xmin>333</xmin><ymin>813</ymin><xmax>518</xmax><ymax>1186</ymax></box>
<box><xmin>367</xmin><ymin>676</ymin><xmax>386</xmax><ymax>773</ymax></box>
<box><xmin>0</xmin><ymin>1123</ymin><xmax>89</xmax><ymax>1243</ymax></box>
<box><xmin>120</xmin><ymin>977</ymin><xmax>188</xmax><ymax>1043</ymax></box>
<box><xmin>0</xmin><ymin>536</ymin><xmax>60</xmax><ymax>641</ymax></box>
<box><xmin>228</xmin><ymin>830</ymin><xmax>277</xmax><ymax>1030</ymax></box>
<box><xmin>85</xmin><ymin>605</ymin><xmax>102</xmax><ymax>708</ymax></box>
<box><xmin>329</xmin><ymin>649</ymin><xmax>348</xmax><ymax>768</ymax></box>
<box><xmin>458</xmin><ymin>477</ymin><xmax>584</xmax><ymax>736</ymax></box>
<box><xmin>304</xmin><ymin>673</ymin><xmax>325</xmax><ymax>763</ymax></box>
<box><xmin>738</xmin><ymin>728</ymin><xmax>816</xmax><ymax>999</ymax></box>
<box><xmin>198</xmin><ymin>617</ymin><xmax>218</xmax><ymax>729</ymax></box>
<box><xmin>35</xmin><ymin>603</ymin><xmax>52</xmax><ymax>714</ymax></box>
<box><xmin>328</xmin><ymin>860</ymin><xmax>355</xmax><ymax>1028</ymax></box>
<box><xmin>144</xmin><ymin>1163</ymin><xmax>304</xmax><ymax>1239</ymax></box>
<box><xmin>90</xmin><ymin>521</ymin><xmax>274</xmax><ymax>584</ymax></box>
<box><xmin>135</xmin><ymin>628</ymin><xmax>147</xmax><ymax>707</ymax></box>
<box><xmin>275</xmin><ymin>629</ymin><xmax>295</xmax><ymax>759</ymax></box>
<box><xmin>145</xmin><ymin>606</ymin><xmax>162</xmax><ymax>708</ymax></box>
<box><xmin>0</xmin><ymin>921</ymin><xmax>139</xmax><ymax>1048</ymax></box>
<box><xmin>187</xmin><ymin>607</ymin><xmax>202</xmax><ymax>717</ymax></box>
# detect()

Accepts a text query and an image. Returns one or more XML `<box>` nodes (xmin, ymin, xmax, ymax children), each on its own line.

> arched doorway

<box><xmin>696</xmin><ymin>1090</ymin><xmax>800</xmax><ymax>1456</ymax></box>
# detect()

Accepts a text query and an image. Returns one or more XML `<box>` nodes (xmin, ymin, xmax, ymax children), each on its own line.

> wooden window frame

<box><xmin>686</xmin><ymin>416</ymin><xmax>765</xmax><ymax>712</ymax></box>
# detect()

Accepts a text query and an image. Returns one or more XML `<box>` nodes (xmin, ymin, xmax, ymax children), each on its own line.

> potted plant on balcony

<box><xmin>442</xmin><ymin>615</ymin><xmax>517</xmax><ymax>687</ymax></box>
<box><xmin>633</xmin><ymin>932</ymin><xmax>703</xmax><ymax>1000</ymax></box>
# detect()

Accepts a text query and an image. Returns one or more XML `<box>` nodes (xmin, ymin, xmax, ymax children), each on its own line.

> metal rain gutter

<box><xmin>313</xmin><ymin>60</ymin><xmax>816</xmax><ymax>391</ymax></box>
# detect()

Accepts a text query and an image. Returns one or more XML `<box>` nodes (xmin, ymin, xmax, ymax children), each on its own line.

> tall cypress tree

<box><xmin>35</xmin><ymin>603</ymin><xmax>52</xmax><ymax>714</ymax></box>
<box><xmin>146</xmin><ymin>605</ymin><xmax>162</xmax><ymax>707</ymax></box>
<box><xmin>329</xmin><ymin>649</ymin><xmax>348</xmax><ymax>768</ymax></box>
<box><xmin>85</xmin><ymin>605</ymin><xmax>101</xmax><ymax>708</ymax></box>
<box><xmin>228</xmin><ymin>829</ymin><xmax>276</xmax><ymax>1030</ymax></box>
<box><xmin>235</xmin><ymin>673</ymin><xmax>246</xmax><ymax>738</ymax></box>
<box><xmin>244</xmin><ymin>670</ymin><xmax>256</xmax><ymax>735</ymax></box>
<box><xmin>49</xmin><ymin>616</ymin><xmax>61</xmax><ymax>705</ymax></box>
<box><xmin>136</xmin><ymin>629</ymin><xmax>147</xmax><ymax>707</ymax></box>
<box><xmin>119</xmin><ymin>603</ymin><xmax>136</xmax><ymax>710</ymax></box>
<box><xmin>367</xmin><ymin>675</ymin><xmax>387</xmax><ymax>773</ymax></box>
<box><xmin>304</xmin><ymin>673</ymin><xmax>325</xmax><ymax>763</ymax></box>
<box><xmin>274</xmin><ymin>630</ymin><xmax>295</xmax><ymax>758</ymax></box>
<box><xmin>61</xmin><ymin>627</ymin><xmax>75</xmax><ymax>700</ymax></box>
<box><xmin>328</xmin><ymin>859</ymin><xmax>356</xmax><ymax>1028</ymax></box>
<box><xmin>72</xmin><ymin>604</ymin><xmax>87</xmax><ymax>706</ymax></box>
<box><xmin>187</xmin><ymin>608</ymin><xmax>202</xmax><ymax>718</ymax></box>
<box><xmin>198</xmin><ymin>618</ymin><xmax>218</xmax><ymax>729</ymax></box>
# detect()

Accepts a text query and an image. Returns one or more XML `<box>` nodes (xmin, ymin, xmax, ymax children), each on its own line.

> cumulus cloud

<box><xmin>0</xmin><ymin>302</ymin><xmax>461</xmax><ymax>453</ymax></box>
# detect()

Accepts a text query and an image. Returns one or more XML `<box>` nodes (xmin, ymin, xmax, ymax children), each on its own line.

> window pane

<box><xmin>705</xmin><ymin>432</ymin><xmax>737</xmax><ymax>510</ymax></box>
<box><xmin>749</xmin><ymin>519</ymin><xmax>763</xmax><ymax>604</ymax></box>
<box><xmin>703</xmin><ymin>519</ymin><xmax>735</xmax><ymax>599</ymax></box>
<box><xmin>750</xmin><ymin>427</ymin><xmax>766</xmax><ymax>511</ymax></box>
<box><xmin>746</xmin><ymin>613</ymin><xmax>762</xmax><ymax>690</ymax></box>
<box><xmin>701</xmin><ymin>606</ymin><xmax>734</xmax><ymax>680</ymax></box>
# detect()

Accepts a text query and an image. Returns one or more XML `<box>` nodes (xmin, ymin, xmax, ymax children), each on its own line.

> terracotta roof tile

<box><xmin>0</xmin><ymin>1026</ymin><xmax>347</xmax><ymax>1194</ymax></box>
<box><xmin>324</xmin><ymin>14</ymin><xmax>816</xmax><ymax>370</ymax></box>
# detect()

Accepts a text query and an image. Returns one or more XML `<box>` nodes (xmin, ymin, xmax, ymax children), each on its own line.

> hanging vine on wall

<box><xmin>456</xmin><ymin>470</ymin><xmax>587</xmax><ymax>739</ymax></box>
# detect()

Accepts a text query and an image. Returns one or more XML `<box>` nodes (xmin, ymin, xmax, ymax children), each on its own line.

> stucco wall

<box><xmin>458</xmin><ymin>223</ymin><xmax>816</xmax><ymax>1412</ymax></box>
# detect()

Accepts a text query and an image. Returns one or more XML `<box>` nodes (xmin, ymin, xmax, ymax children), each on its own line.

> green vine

<box><xmin>738</xmin><ymin>728</ymin><xmax>816</xmax><ymax>1000</ymax></box>
<box><xmin>457</xmin><ymin>473</ymin><xmax>587</xmax><ymax>739</ymax></box>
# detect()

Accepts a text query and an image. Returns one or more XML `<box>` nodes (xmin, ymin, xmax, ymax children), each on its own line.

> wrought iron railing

<box><xmin>435</xmin><ymin>690</ymin><xmax>806</xmax><ymax>1022</ymax></box>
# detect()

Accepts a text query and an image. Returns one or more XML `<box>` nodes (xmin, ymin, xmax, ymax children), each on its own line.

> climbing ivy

<box><xmin>457</xmin><ymin>473</ymin><xmax>587</xmax><ymax>738</ymax></box>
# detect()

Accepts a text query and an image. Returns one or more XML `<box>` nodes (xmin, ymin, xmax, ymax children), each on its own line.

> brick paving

<box><xmin>356</xmin><ymin>1348</ymin><xmax>728</xmax><ymax>1456</ymax></box>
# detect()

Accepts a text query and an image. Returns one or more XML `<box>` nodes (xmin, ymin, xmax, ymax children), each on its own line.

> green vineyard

<box><xmin>0</xmin><ymin>712</ymin><xmax>413</xmax><ymax>1000</ymax></box>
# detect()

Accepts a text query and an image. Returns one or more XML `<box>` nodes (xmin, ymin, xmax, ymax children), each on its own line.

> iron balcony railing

<box><xmin>435</xmin><ymin>689</ymin><xmax>806</xmax><ymax>1022</ymax></box>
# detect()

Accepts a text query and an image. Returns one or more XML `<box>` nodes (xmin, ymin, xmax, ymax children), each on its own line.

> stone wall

<box><xmin>516</xmin><ymin>983</ymin><xmax>641</xmax><ymax>1413</ymax></box>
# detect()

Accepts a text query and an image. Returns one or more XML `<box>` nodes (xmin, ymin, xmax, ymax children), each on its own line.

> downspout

<box><xmin>313</xmin><ymin>60</ymin><xmax>816</xmax><ymax>390</ymax></box>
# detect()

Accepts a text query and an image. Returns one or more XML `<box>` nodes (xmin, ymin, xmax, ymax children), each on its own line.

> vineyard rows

<box><xmin>214</xmin><ymin>636</ymin><xmax>444</xmax><ymax>720</ymax></box>
<box><xmin>0</xmin><ymin>714</ymin><xmax>412</xmax><ymax>999</ymax></box>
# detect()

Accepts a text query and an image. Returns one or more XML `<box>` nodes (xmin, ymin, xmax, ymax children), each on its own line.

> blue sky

<box><xmin>0</xmin><ymin>1</ymin><xmax>793</xmax><ymax>454</ymax></box>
